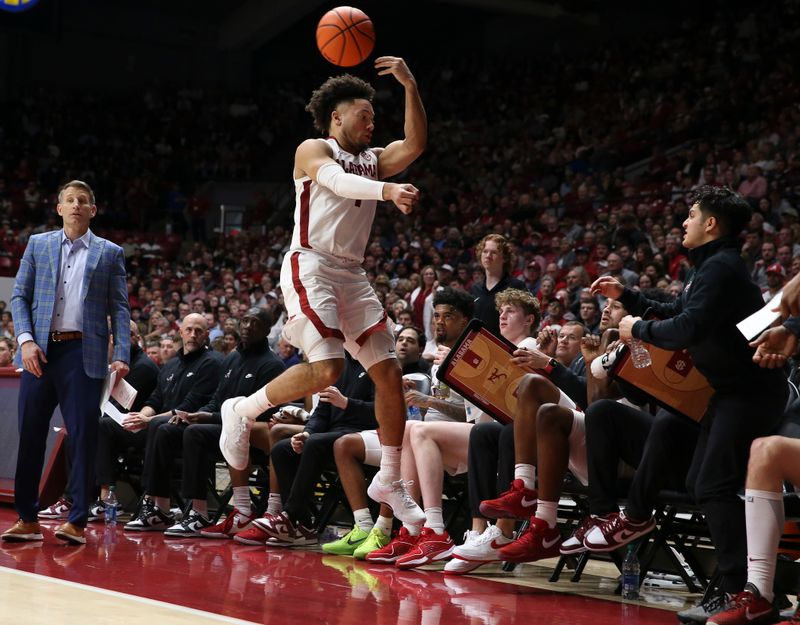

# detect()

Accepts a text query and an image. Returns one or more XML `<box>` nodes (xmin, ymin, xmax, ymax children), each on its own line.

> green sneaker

<box><xmin>321</xmin><ymin>525</ymin><xmax>369</xmax><ymax>556</ymax></box>
<box><xmin>353</xmin><ymin>527</ymin><xmax>391</xmax><ymax>560</ymax></box>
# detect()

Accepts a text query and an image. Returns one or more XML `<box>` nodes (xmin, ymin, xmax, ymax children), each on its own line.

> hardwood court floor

<box><xmin>0</xmin><ymin>507</ymin><xmax>689</xmax><ymax>625</ymax></box>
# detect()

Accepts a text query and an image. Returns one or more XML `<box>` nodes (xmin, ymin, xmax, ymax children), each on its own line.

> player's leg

<box><xmin>512</xmin><ymin>373</ymin><xmax>561</xmax><ymax>490</ymax></box>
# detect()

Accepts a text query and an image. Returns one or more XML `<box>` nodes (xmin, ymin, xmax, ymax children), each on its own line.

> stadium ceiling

<box><xmin>217</xmin><ymin>0</ymin><xmax>601</xmax><ymax>51</ymax></box>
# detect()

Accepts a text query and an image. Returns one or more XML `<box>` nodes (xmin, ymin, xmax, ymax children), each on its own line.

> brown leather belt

<box><xmin>49</xmin><ymin>331</ymin><xmax>83</xmax><ymax>342</ymax></box>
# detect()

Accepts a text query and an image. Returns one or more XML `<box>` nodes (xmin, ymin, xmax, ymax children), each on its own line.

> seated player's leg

<box><xmin>708</xmin><ymin>436</ymin><xmax>800</xmax><ymax>625</ymax></box>
<box><xmin>500</xmin><ymin>403</ymin><xmax>576</xmax><ymax>563</ymax></box>
<box><xmin>395</xmin><ymin>422</ymin><xmax>472</xmax><ymax>569</ymax></box>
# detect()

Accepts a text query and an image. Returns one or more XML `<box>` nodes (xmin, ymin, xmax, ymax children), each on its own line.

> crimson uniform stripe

<box><xmin>290</xmin><ymin>252</ymin><xmax>344</xmax><ymax>340</ymax></box>
<box><xmin>299</xmin><ymin>180</ymin><xmax>312</xmax><ymax>249</ymax></box>
<box><xmin>355</xmin><ymin>310</ymin><xmax>388</xmax><ymax>346</ymax></box>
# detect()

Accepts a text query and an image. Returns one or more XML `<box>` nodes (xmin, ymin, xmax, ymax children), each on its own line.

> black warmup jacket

<box><xmin>621</xmin><ymin>236</ymin><xmax>785</xmax><ymax>396</ymax></box>
<box><xmin>144</xmin><ymin>346</ymin><xmax>222</xmax><ymax>414</ymax></box>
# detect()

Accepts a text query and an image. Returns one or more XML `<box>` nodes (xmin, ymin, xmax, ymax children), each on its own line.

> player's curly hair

<box><xmin>306</xmin><ymin>74</ymin><xmax>376</xmax><ymax>135</ymax></box>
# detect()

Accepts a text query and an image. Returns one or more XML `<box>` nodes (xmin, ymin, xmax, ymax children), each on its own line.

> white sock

<box><xmin>379</xmin><ymin>445</ymin><xmax>401</xmax><ymax>483</ymax></box>
<box><xmin>514</xmin><ymin>463</ymin><xmax>536</xmax><ymax>490</ymax></box>
<box><xmin>154</xmin><ymin>496</ymin><xmax>170</xmax><ymax>512</ymax></box>
<box><xmin>745</xmin><ymin>488</ymin><xmax>784</xmax><ymax>602</ymax></box>
<box><xmin>235</xmin><ymin>388</ymin><xmax>273</xmax><ymax>419</ymax></box>
<box><xmin>267</xmin><ymin>493</ymin><xmax>283</xmax><ymax>516</ymax></box>
<box><xmin>375</xmin><ymin>515</ymin><xmax>393</xmax><ymax>536</ymax></box>
<box><xmin>535</xmin><ymin>500</ymin><xmax>558</xmax><ymax>528</ymax></box>
<box><xmin>423</xmin><ymin>506</ymin><xmax>445</xmax><ymax>534</ymax></box>
<box><xmin>353</xmin><ymin>508</ymin><xmax>373</xmax><ymax>532</ymax></box>
<box><xmin>192</xmin><ymin>499</ymin><xmax>208</xmax><ymax>518</ymax></box>
<box><xmin>404</xmin><ymin>522</ymin><xmax>421</xmax><ymax>536</ymax></box>
<box><xmin>233</xmin><ymin>486</ymin><xmax>251</xmax><ymax>516</ymax></box>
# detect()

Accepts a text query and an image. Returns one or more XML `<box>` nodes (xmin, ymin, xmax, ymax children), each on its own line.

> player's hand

<box><xmin>375</xmin><ymin>56</ymin><xmax>415</xmax><ymax>88</ymax></box>
<box><xmin>20</xmin><ymin>341</ymin><xmax>47</xmax><ymax>378</ymax></box>
<box><xmin>510</xmin><ymin>347</ymin><xmax>550</xmax><ymax>372</ymax></box>
<box><xmin>618</xmin><ymin>316</ymin><xmax>640</xmax><ymax>342</ymax></box>
<box><xmin>175</xmin><ymin>410</ymin><xmax>211</xmax><ymax>424</ymax></box>
<box><xmin>122</xmin><ymin>412</ymin><xmax>151</xmax><ymax>432</ymax></box>
<box><xmin>318</xmin><ymin>386</ymin><xmax>348</xmax><ymax>409</ymax></box>
<box><xmin>580</xmin><ymin>335</ymin><xmax>603</xmax><ymax>365</ymax></box>
<box><xmin>776</xmin><ymin>272</ymin><xmax>800</xmax><ymax>317</ymax></box>
<box><xmin>291</xmin><ymin>431</ymin><xmax>309</xmax><ymax>454</ymax></box>
<box><xmin>590</xmin><ymin>276</ymin><xmax>625</xmax><ymax>299</ymax></box>
<box><xmin>384</xmin><ymin>183</ymin><xmax>420</xmax><ymax>214</ymax></box>
<box><xmin>536</xmin><ymin>327</ymin><xmax>558</xmax><ymax>356</ymax></box>
<box><xmin>271</xmin><ymin>406</ymin><xmax>307</xmax><ymax>426</ymax></box>
<box><xmin>433</xmin><ymin>344</ymin><xmax>451</xmax><ymax>366</ymax></box>
<box><xmin>404</xmin><ymin>389</ymin><xmax>429</xmax><ymax>409</ymax></box>
<box><xmin>750</xmin><ymin>326</ymin><xmax>798</xmax><ymax>368</ymax></box>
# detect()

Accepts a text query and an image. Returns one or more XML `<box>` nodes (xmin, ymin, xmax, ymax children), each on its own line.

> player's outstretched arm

<box><xmin>375</xmin><ymin>57</ymin><xmax>427</xmax><ymax>179</ymax></box>
<box><xmin>296</xmin><ymin>137</ymin><xmax>420</xmax><ymax>213</ymax></box>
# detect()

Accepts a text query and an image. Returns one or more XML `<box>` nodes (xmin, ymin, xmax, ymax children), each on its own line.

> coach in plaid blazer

<box><xmin>2</xmin><ymin>180</ymin><xmax>130</xmax><ymax>545</ymax></box>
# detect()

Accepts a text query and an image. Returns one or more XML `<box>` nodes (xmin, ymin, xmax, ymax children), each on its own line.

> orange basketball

<box><xmin>316</xmin><ymin>6</ymin><xmax>375</xmax><ymax>67</ymax></box>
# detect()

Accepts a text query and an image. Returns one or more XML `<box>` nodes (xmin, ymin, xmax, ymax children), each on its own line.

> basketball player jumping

<box><xmin>220</xmin><ymin>57</ymin><xmax>427</xmax><ymax>526</ymax></box>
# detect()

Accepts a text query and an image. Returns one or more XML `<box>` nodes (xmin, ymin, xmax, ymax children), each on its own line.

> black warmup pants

<box><xmin>585</xmin><ymin>400</ymin><xmax>699</xmax><ymax>520</ymax></box>
<box><xmin>467</xmin><ymin>421</ymin><xmax>515</xmax><ymax>518</ymax></box>
<box><xmin>272</xmin><ymin>431</ymin><xmax>352</xmax><ymax>526</ymax></box>
<box><xmin>685</xmin><ymin>387</ymin><xmax>787</xmax><ymax>592</ymax></box>
<box><xmin>95</xmin><ymin>415</ymin><xmax>149</xmax><ymax>486</ymax></box>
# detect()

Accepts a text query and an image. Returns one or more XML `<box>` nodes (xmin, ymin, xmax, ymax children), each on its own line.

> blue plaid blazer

<box><xmin>11</xmin><ymin>229</ymin><xmax>131</xmax><ymax>379</ymax></box>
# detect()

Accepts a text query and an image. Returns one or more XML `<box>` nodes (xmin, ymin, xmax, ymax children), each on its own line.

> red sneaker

<box><xmin>365</xmin><ymin>526</ymin><xmax>419</xmax><ymax>564</ymax></box>
<box><xmin>498</xmin><ymin>517</ymin><xmax>562</xmax><ymax>563</ymax></box>
<box><xmin>582</xmin><ymin>511</ymin><xmax>655</xmax><ymax>553</ymax></box>
<box><xmin>233</xmin><ymin>513</ymin><xmax>279</xmax><ymax>546</ymax></box>
<box><xmin>478</xmin><ymin>479</ymin><xmax>538</xmax><ymax>519</ymax></box>
<box><xmin>395</xmin><ymin>527</ymin><xmax>455</xmax><ymax>570</ymax></box>
<box><xmin>707</xmin><ymin>585</ymin><xmax>778</xmax><ymax>625</ymax></box>
<box><xmin>200</xmin><ymin>508</ymin><xmax>256</xmax><ymax>539</ymax></box>
<box><xmin>257</xmin><ymin>511</ymin><xmax>317</xmax><ymax>546</ymax></box>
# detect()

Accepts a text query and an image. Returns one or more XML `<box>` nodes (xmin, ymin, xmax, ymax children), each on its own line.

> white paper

<box><xmin>102</xmin><ymin>400</ymin><xmax>127</xmax><ymax>427</ymax></box>
<box><xmin>737</xmin><ymin>291</ymin><xmax>783</xmax><ymax>341</ymax></box>
<box><xmin>100</xmin><ymin>369</ymin><xmax>117</xmax><ymax>409</ymax></box>
<box><xmin>112</xmin><ymin>376</ymin><xmax>138</xmax><ymax>410</ymax></box>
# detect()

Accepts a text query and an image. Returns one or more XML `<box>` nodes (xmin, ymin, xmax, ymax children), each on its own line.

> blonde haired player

<box><xmin>219</xmin><ymin>58</ymin><xmax>428</xmax><ymax>540</ymax></box>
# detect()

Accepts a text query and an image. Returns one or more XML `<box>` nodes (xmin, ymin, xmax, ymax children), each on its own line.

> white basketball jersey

<box><xmin>290</xmin><ymin>138</ymin><xmax>380</xmax><ymax>263</ymax></box>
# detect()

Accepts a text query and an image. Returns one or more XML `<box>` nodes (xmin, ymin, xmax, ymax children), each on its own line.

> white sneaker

<box><xmin>445</xmin><ymin>525</ymin><xmax>512</xmax><ymax>575</ymax></box>
<box><xmin>38</xmin><ymin>498</ymin><xmax>72</xmax><ymax>520</ymax></box>
<box><xmin>219</xmin><ymin>397</ymin><xmax>252</xmax><ymax>471</ymax></box>
<box><xmin>366</xmin><ymin>474</ymin><xmax>425</xmax><ymax>525</ymax></box>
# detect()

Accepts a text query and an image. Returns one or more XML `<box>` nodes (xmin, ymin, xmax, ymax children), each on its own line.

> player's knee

<box><xmin>312</xmin><ymin>358</ymin><xmax>344</xmax><ymax>387</ymax></box>
<box><xmin>749</xmin><ymin>436</ymin><xmax>782</xmax><ymax>470</ymax></box>
<box><xmin>517</xmin><ymin>373</ymin><xmax>550</xmax><ymax>401</ymax></box>
<box><xmin>537</xmin><ymin>403</ymin><xmax>567</xmax><ymax>434</ymax></box>
<box><xmin>408</xmin><ymin>421</ymin><xmax>427</xmax><ymax>447</ymax></box>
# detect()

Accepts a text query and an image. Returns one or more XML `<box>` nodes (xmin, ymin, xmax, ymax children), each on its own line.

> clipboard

<box><xmin>609</xmin><ymin>343</ymin><xmax>712</xmax><ymax>422</ymax></box>
<box><xmin>438</xmin><ymin>320</ymin><xmax>527</xmax><ymax>424</ymax></box>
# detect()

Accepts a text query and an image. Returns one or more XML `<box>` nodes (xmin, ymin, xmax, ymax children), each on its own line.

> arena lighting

<box><xmin>0</xmin><ymin>0</ymin><xmax>40</xmax><ymax>12</ymax></box>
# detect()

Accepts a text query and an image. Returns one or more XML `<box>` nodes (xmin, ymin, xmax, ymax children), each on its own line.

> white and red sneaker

<box><xmin>395</xmin><ymin>527</ymin><xmax>455</xmax><ymax>570</ymax></box>
<box><xmin>479</xmin><ymin>479</ymin><xmax>538</xmax><ymax>520</ymax></box>
<box><xmin>38</xmin><ymin>498</ymin><xmax>72</xmax><ymax>520</ymax></box>
<box><xmin>560</xmin><ymin>515</ymin><xmax>608</xmax><ymax>555</ymax></box>
<box><xmin>256</xmin><ymin>511</ymin><xmax>318</xmax><ymax>547</ymax></box>
<box><xmin>364</xmin><ymin>526</ymin><xmax>420</xmax><ymax>564</ymax></box>
<box><xmin>498</xmin><ymin>517</ymin><xmax>562</xmax><ymax>563</ymax></box>
<box><xmin>582</xmin><ymin>511</ymin><xmax>655</xmax><ymax>553</ymax></box>
<box><xmin>201</xmin><ymin>508</ymin><xmax>256</xmax><ymax>539</ymax></box>
<box><xmin>444</xmin><ymin>525</ymin><xmax>513</xmax><ymax>575</ymax></box>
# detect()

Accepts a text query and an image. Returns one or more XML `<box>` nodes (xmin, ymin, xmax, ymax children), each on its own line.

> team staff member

<box><xmin>592</xmin><ymin>185</ymin><xmax>788</xmax><ymax>623</ymax></box>
<box><xmin>470</xmin><ymin>234</ymin><xmax>527</xmax><ymax>337</ymax></box>
<box><xmin>92</xmin><ymin>314</ymin><xmax>221</xmax><ymax>524</ymax></box>
<box><xmin>2</xmin><ymin>180</ymin><xmax>130</xmax><ymax>545</ymax></box>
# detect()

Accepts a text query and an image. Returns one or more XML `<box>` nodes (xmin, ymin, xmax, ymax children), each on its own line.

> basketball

<box><xmin>316</xmin><ymin>6</ymin><xmax>375</xmax><ymax>67</ymax></box>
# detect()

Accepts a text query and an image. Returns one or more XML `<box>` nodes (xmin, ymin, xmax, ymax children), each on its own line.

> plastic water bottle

<box><xmin>104</xmin><ymin>486</ymin><xmax>118</xmax><ymax>527</ymax></box>
<box><xmin>407</xmin><ymin>405</ymin><xmax>422</xmax><ymax>420</ymax></box>
<box><xmin>628</xmin><ymin>339</ymin><xmax>652</xmax><ymax>369</ymax></box>
<box><xmin>622</xmin><ymin>543</ymin><xmax>640</xmax><ymax>600</ymax></box>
